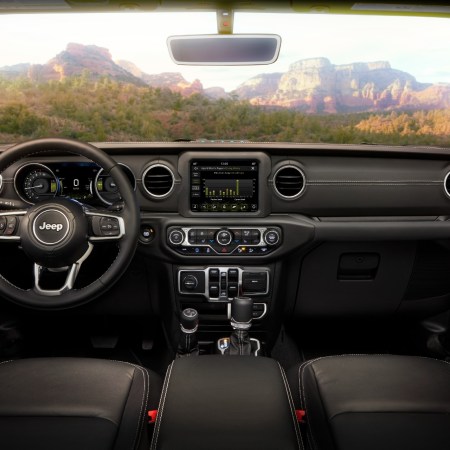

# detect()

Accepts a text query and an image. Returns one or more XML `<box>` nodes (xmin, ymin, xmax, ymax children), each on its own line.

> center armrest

<box><xmin>151</xmin><ymin>356</ymin><xmax>302</xmax><ymax>450</ymax></box>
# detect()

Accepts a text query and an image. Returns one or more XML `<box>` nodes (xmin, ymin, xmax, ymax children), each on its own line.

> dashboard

<box><xmin>1</xmin><ymin>141</ymin><xmax>450</xmax><ymax>322</ymax></box>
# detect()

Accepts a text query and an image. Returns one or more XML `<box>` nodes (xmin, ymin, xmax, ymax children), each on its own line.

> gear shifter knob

<box><xmin>181</xmin><ymin>308</ymin><xmax>199</xmax><ymax>333</ymax></box>
<box><xmin>231</xmin><ymin>296</ymin><xmax>253</xmax><ymax>329</ymax></box>
<box><xmin>177</xmin><ymin>308</ymin><xmax>199</xmax><ymax>358</ymax></box>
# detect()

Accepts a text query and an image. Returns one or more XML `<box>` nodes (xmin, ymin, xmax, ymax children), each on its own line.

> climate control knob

<box><xmin>216</xmin><ymin>229</ymin><xmax>232</xmax><ymax>246</ymax></box>
<box><xmin>168</xmin><ymin>229</ymin><xmax>185</xmax><ymax>246</ymax></box>
<box><xmin>263</xmin><ymin>229</ymin><xmax>280</xmax><ymax>246</ymax></box>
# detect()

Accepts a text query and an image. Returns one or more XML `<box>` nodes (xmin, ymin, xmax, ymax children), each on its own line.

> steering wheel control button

<box><xmin>99</xmin><ymin>217</ymin><xmax>120</xmax><ymax>236</ymax></box>
<box><xmin>0</xmin><ymin>217</ymin><xmax>6</xmax><ymax>234</ymax></box>
<box><xmin>32</xmin><ymin>209</ymin><xmax>70</xmax><ymax>245</ymax></box>
<box><xmin>168</xmin><ymin>229</ymin><xmax>185</xmax><ymax>246</ymax></box>
<box><xmin>4</xmin><ymin>216</ymin><xmax>18</xmax><ymax>235</ymax></box>
<box><xmin>216</xmin><ymin>230</ymin><xmax>232</xmax><ymax>246</ymax></box>
<box><xmin>264</xmin><ymin>229</ymin><xmax>280</xmax><ymax>246</ymax></box>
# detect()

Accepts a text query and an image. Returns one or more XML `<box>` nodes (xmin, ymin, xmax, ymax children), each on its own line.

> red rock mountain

<box><xmin>115</xmin><ymin>59</ymin><xmax>228</xmax><ymax>98</ymax></box>
<box><xmin>1</xmin><ymin>45</ymin><xmax>449</xmax><ymax>112</ymax></box>
<box><xmin>233</xmin><ymin>57</ymin><xmax>450</xmax><ymax>113</ymax></box>
<box><xmin>27</xmin><ymin>43</ymin><xmax>145</xmax><ymax>85</ymax></box>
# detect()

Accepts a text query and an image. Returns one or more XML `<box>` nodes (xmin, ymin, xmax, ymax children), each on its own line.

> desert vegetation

<box><xmin>0</xmin><ymin>75</ymin><xmax>448</xmax><ymax>147</ymax></box>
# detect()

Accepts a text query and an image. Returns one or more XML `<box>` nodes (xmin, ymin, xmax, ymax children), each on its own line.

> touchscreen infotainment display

<box><xmin>190</xmin><ymin>160</ymin><xmax>258</xmax><ymax>212</ymax></box>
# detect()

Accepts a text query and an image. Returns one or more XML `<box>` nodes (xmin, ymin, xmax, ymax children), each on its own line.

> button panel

<box><xmin>178</xmin><ymin>266</ymin><xmax>270</xmax><ymax>303</ymax></box>
<box><xmin>168</xmin><ymin>226</ymin><xmax>282</xmax><ymax>256</ymax></box>
<box><xmin>0</xmin><ymin>212</ymin><xmax>25</xmax><ymax>240</ymax></box>
<box><xmin>90</xmin><ymin>215</ymin><xmax>123</xmax><ymax>238</ymax></box>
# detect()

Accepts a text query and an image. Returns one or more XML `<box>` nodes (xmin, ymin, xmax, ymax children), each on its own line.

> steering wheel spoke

<box><xmin>0</xmin><ymin>210</ymin><xmax>27</xmax><ymax>241</ymax></box>
<box><xmin>86</xmin><ymin>210</ymin><xmax>125</xmax><ymax>242</ymax></box>
<box><xmin>33</xmin><ymin>242</ymin><xmax>93</xmax><ymax>296</ymax></box>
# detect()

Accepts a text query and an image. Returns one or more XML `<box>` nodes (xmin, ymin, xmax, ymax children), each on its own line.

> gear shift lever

<box><xmin>228</xmin><ymin>297</ymin><xmax>253</xmax><ymax>356</ymax></box>
<box><xmin>176</xmin><ymin>308</ymin><xmax>199</xmax><ymax>357</ymax></box>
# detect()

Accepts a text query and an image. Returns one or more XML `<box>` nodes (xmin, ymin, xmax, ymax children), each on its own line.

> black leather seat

<box><xmin>289</xmin><ymin>354</ymin><xmax>450</xmax><ymax>450</ymax></box>
<box><xmin>0</xmin><ymin>358</ymin><xmax>162</xmax><ymax>450</ymax></box>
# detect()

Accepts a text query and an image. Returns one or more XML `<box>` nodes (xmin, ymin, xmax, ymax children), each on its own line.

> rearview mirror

<box><xmin>167</xmin><ymin>34</ymin><xmax>281</xmax><ymax>66</ymax></box>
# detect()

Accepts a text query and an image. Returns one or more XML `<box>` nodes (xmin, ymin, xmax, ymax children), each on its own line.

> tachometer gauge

<box><xmin>94</xmin><ymin>164</ymin><xmax>135</xmax><ymax>205</ymax></box>
<box><xmin>15</xmin><ymin>163</ymin><xmax>59</xmax><ymax>204</ymax></box>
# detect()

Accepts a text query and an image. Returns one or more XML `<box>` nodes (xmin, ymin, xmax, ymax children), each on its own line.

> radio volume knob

<box><xmin>168</xmin><ymin>229</ymin><xmax>185</xmax><ymax>246</ymax></box>
<box><xmin>263</xmin><ymin>229</ymin><xmax>280</xmax><ymax>246</ymax></box>
<box><xmin>216</xmin><ymin>229</ymin><xmax>233</xmax><ymax>246</ymax></box>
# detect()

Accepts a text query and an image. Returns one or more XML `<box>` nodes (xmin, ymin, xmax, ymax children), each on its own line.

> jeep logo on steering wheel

<box><xmin>38</xmin><ymin>222</ymin><xmax>64</xmax><ymax>232</ymax></box>
<box><xmin>33</xmin><ymin>209</ymin><xmax>70</xmax><ymax>245</ymax></box>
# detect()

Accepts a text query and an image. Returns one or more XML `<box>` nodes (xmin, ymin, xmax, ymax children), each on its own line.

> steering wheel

<box><xmin>0</xmin><ymin>138</ymin><xmax>139</xmax><ymax>309</ymax></box>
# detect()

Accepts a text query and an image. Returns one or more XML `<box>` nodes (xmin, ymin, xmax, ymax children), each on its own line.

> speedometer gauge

<box><xmin>15</xmin><ymin>163</ymin><xmax>58</xmax><ymax>203</ymax></box>
<box><xmin>94</xmin><ymin>164</ymin><xmax>136</xmax><ymax>205</ymax></box>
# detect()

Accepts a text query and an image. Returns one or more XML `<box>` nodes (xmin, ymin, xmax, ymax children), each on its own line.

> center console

<box><xmin>159</xmin><ymin>152</ymin><xmax>286</xmax><ymax>356</ymax></box>
<box><xmin>150</xmin><ymin>356</ymin><xmax>301</xmax><ymax>450</ymax></box>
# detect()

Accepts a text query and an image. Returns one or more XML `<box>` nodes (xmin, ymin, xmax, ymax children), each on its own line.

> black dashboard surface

<box><xmin>1</xmin><ymin>142</ymin><xmax>450</xmax><ymax>319</ymax></box>
<box><xmin>2</xmin><ymin>142</ymin><xmax>449</xmax><ymax>217</ymax></box>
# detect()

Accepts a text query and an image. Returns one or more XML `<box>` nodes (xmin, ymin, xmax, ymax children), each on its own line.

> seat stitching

<box><xmin>330</xmin><ymin>410</ymin><xmax>450</xmax><ymax>420</ymax></box>
<box><xmin>0</xmin><ymin>360</ymin><xmax>13</xmax><ymax>365</ymax></box>
<box><xmin>298</xmin><ymin>354</ymin><xmax>398</xmax><ymax>450</ymax></box>
<box><xmin>151</xmin><ymin>361</ymin><xmax>174</xmax><ymax>450</ymax></box>
<box><xmin>0</xmin><ymin>358</ymin><xmax>151</xmax><ymax>448</ymax></box>
<box><xmin>130</xmin><ymin>365</ymin><xmax>148</xmax><ymax>450</ymax></box>
<box><xmin>299</xmin><ymin>360</ymin><xmax>319</xmax><ymax>450</ymax></box>
<box><xmin>100</xmin><ymin>360</ymin><xmax>152</xmax><ymax>450</ymax></box>
<box><xmin>277</xmin><ymin>362</ymin><xmax>304</xmax><ymax>450</ymax></box>
<box><xmin>298</xmin><ymin>354</ymin><xmax>450</xmax><ymax>450</ymax></box>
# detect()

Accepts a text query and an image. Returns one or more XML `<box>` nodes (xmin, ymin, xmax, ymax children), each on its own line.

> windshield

<box><xmin>0</xmin><ymin>11</ymin><xmax>449</xmax><ymax>146</ymax></box>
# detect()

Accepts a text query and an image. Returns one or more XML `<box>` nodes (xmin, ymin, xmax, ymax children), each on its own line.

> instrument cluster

<box><xmin>14</xmin><ymin>161</ymin><xmax>135</xmax><ymax>205</ymax></box>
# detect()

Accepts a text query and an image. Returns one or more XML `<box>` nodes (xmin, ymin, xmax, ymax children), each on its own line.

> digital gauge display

<box><xmin>190</xmin><ymin>160</ymin><xmax>258</xmax><ymax>212</ymax></box>
<box><xmin>52</xmin><ymin>162</ymin><xmax>99</xmax><ymax>201</ymax></box>
<box><xmin>15</xmin><ymin>161</ymin><xmax>136</xmax><ymax>205</ymax></box>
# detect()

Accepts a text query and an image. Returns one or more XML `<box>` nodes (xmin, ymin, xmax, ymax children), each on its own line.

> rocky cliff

<box><xmin>116</xmin><ymin>60</ymin><xmax>227</xmax><ymax>98</ymax></box>
<box><xmin>1</xmin><ymin>47</ymin><xmax>448</xmax><ymax>112</ymax></box>
<box><xmin>234</xmin><ymin>57</ymin><xmax>449</xmax><ymax>113</ymax></box>
<box><xmin>0</xmin><ymin>44</ymin><xmax>145</xmax><ymax>85</ymax></box>
<box><xmin>50</xmin><ymin>44</ymin><xmax>145</xmax><ymax>84</ymax></box>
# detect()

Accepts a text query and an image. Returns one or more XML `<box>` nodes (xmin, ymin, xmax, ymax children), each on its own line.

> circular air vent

<box><xmin>445</xmin><ymin>171</ymin><xmax>450</xmax><ymax>198</ymax></box>
<box><xmin>273</xmin><ymin>165</ymin><xmax>306</xmax><ymax>199</ymax></box>
<box><xmin>142</xmin><ymin>164</ymin><xmax>175</xmax><ymax>198</ymax></box>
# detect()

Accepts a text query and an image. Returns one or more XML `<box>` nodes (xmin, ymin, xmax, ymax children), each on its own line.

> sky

<box><xmin>0</xmin><ymin>11</ymin><xmax>449</xmax><ymax>91</ymax></box>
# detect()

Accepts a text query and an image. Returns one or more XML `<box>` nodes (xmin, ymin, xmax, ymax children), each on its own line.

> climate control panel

<box><xmin>167</xmin><ymin>226</ymin><xmax>282</xmax><ymax>255</ymax></box>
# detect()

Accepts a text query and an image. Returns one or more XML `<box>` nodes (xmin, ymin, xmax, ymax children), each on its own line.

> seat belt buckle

<box><xmin>295</xmin><ymin>409</ymin><xmax>306</xmax><ymax>423</ymax></box>
<box><xmin>148</xmin><ymin>410</ymin><xmax>158</xmax><ymax>424</ymax></box>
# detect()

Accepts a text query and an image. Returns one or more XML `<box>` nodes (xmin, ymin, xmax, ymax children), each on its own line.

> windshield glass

<box><xmin>0</xmin><ymin>11</ymin><xmax>449</xmax><ymax>146</ymax></box>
